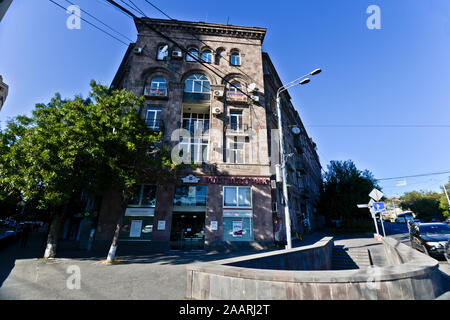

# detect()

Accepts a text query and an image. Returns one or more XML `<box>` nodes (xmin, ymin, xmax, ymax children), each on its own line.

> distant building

<box><xmin>0</xmin><ymin>75</ymin><xmax>8</xmax><ymax>111</ymax></box>
<box><xmin>0</xmin><ymin>0</ymin><xmax>13</xmax><ymax>22</ymax></box>
<box><xmin>94</xmin><ymin>18</ymin><xmax>323</xmax><ymax>252</ymax></box>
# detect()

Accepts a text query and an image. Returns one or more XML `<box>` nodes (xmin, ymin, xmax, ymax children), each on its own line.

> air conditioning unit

<box><xmin>134</xmin><ymin>47</ymin><xmax>143</xmax><ymax>54</ymax></box>
<box><xmin>172</xmin><ymin>50</ymin><xmax>182</xmax><ymax>58</ymax></box>
<box><xmin>251</xmin><ymin>95</ymin><xmax>259</xmax><ymax>102</ymax></box>
<box><xmin>212</xmin><ymin>107</ymin><xmax>222</xmax><ymax>115</ymax></box>
<box><xmin>213</xmin><ymin>90</ymin><xmax>224</xmax><ymax>98</ymax></box>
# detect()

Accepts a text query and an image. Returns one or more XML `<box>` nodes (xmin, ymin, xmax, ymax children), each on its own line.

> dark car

<box><xmin>409</xmin><ymin>222</ymin><xmax>450</xmax><ymax>258</ymax></box>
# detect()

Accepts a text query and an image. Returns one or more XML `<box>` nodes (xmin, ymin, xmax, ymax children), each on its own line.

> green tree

<box><xmin>399</xmin><ymin>191</ymin><xmax>444</xmax><ymax>221</ymax></box>
<box><xmin>318</xmin><ymin>160</ymin><xmax>380</xmax><ymax>229</ymax></box>
<box><xmin>0</xmin><ymin>81</ymin><xmax>178</xmax><ymax>259</ymax></box>
<box><xmin>439</xmin><ymin>180</ymin><xmax>450</xmax><ymax>218</ymax></box>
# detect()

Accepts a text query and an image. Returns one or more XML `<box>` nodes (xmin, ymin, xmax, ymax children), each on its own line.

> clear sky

<box><xmin>1</xmin><ymin>0</ymin><xmax>449</xmax><ymax>198</ymax></box>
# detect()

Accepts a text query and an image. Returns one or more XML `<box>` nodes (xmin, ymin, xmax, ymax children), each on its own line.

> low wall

<box><xmin>186</xmin><ymin>236</ymin><xmax>446</xmax><ymax>300</ymax></box>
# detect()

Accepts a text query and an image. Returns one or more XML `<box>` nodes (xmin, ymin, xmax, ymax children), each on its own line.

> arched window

<box><xmin>229</xmin><ymin>81</ymin><xmax>242</xmax><ymax>94</ymax></box>
<box><xmin>186</xmin><ymin>48</ymin><xmax>199</xmax><ymax>62</ymax></box>
<box><xmin>184</xmin><ymin>74</ymin><xmax>210</xmax><ymax>93</ymax></box>
<box><xmin>230</xmin><ymin>51</ymin><xmax>241</xmax><ymax>66</ymax></box>
<box><xmin>145</xmin><ymin>77</ymin><xmax>167</xmax><ymax>96</ymax></box>
<box><xmin>156</xmin><ymin>45</ymin><xmax>169</xmax><ymax>61</ymax></box>
<box><xmin>201</xmin><ymin>49</ymin><xmax>213</xmax><ymax>63</ymax></box>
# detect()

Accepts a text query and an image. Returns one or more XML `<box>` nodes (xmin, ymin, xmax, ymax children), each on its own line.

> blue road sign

<box><xmin>373</xmin><ymin>202</ymin><xmax>386</xmax><ymax>213</ymax></box>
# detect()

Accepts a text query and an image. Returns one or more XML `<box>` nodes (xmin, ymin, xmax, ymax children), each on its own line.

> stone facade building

<box><xmin>0</xmin><ymin>75</ymin><xmax>8</xmax><ymax>111</ymax></box>
<box><xmin>94</xmin><ymin>18</ymin><xmax>322</xmax><ymax>252</ymax></box>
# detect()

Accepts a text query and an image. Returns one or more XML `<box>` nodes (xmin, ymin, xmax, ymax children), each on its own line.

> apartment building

<box><xmin>94</xmin><ymin>18</ymin><xmax>322</xmax><ymax>252</ymax></box>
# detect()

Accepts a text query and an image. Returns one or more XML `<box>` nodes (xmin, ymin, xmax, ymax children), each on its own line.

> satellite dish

<box><xmin>247</xmin><ymin>83</ymin><xmax>257</xmax><ymax>92</ymax></box>
<box><xmin>161</xmin><ymin>45</ymin><xmax>168</xmax><ymax>53</ymax></box>
<box><xmin>291</xmin><ymin>127</ymin><xmax>301</xmax><ymax>135</ymax></box>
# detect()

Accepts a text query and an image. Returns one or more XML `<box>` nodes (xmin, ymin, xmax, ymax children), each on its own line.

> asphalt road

<box><xmin>377</xmin><ymin>220</ymin><xmax>450</xmax><ymax>277</ymax></box>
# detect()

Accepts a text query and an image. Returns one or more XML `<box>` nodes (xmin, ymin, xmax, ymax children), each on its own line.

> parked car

<box><xmin>430</xmin><ymin>218</ymin><xmax>441</xmax><ymax>223</ymax></box>
<box><xmin>409</xmin><ymin>222</ymin><xmax>450</xmax><ymax>258</ymax></box>
<box><xmin>446</xmin><ymin>218</ymin><xmax>450</xmax><ymax>225</ymax></box>
<box><xmin>396</xmin><ymin>212</ymin><xmax>415</xmax><ymax>224</ymax></box>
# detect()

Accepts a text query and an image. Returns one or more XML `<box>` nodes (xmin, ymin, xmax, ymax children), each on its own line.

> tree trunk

<box><xmin>44</xmin><ymin>211</ymin><xmax>64</xmax><ymax>259</ymax></box>
<box><xmin>106</xmin><ymin>201</ymin><xmax>127</xmax><ymax>262</ymax></box>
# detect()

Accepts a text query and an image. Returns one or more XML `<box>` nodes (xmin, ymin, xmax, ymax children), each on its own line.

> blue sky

<box><xmin>1</xmin><ymin>0</ymin><xmax>449</xmax><ymax>197</ymax></box>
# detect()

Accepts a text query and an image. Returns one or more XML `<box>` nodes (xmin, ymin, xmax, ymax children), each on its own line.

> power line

<box><xmin>376</xmin><ymin>170</ymin><xmax>450</xmax><ymax>181</ymax></box>
<box><xmin>49</xmin><ymin>0</ymin><xmax>129</xmax><ymax>46</ymax></box>
<box><xmin>306</xmin><ymin>124</ymin><xmax>450</xmax><ymax>128</ymax></box>
<box><xmin>64</xmin><ymin>0</ymin><xmax>134</xmax><ymax>43</ymax></box>
<box><xmin>140</xmin><ymin>0</ymin><xmax>264</xmax><ymax>91</ymax></box>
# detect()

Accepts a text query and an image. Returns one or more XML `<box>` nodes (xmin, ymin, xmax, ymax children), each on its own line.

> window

<box><xmin>182</xmin><ymin>112</ymin><xmax>210</xmax><ymax>135</ymax></box>
<box><xmin>201</xmin><ymin>49</ymin><xmax>213</xmax><ymax>63</ymax></box>
<box><xmin>226</xmin><ymin>136</ymin><xmax>245</xmax><ymax>164</ymax></box>
<box><xmin>186</xmin><ymin>48</ymin><xmax>199</xmax><ymax>62</ymax></box>
<box><xmin>173</xmin><ymin>185</ymin><xmax>207</xmax><ymax>207</ymax></box>
<box><xmin>229</xmin><ymin>109</ymin><xmax>243</xmax><ymax>132</ymax></box>
<box><xmin>145</xmin><ymin>106</ymin><xmax>162</xmax><ymax>130</ymax></box>
<box><xmin>223</xmin><ymin>186</ymin><xmax>252</xmax><ymax>208</ymax></box>
<box><xmin>145</xmin><ymin>77</ymin><xmax>167</xmax><ymax>96</ymax></box>
<box><xmin>179</xmin><ymin>136</ymin><xmax>209</xmax><ymax>164</ymax></box>
<box><xmin>230</xmin><ymin>51</ymin><xmax>241</xmax><ymax>66</ymax></box>
<box><xmin>157</xmin><ymin>45</ymin><xmax>169</xmax><ymax>60</ymax></box>
<box><xmin>128</xmin><ymin>185</ymin><xmax>157</xmax><ymax>207</ymax></box>
<box><xmin>184</xmin><ymin>74</ymin><xmax>210</xmax><ymax>93</ymax></box>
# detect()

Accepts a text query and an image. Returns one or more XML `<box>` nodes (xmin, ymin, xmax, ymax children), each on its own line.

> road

<box><xmin>376</xmin><ymin>220</ymin><xmax>450</xmax><ymax>277</ymax></box>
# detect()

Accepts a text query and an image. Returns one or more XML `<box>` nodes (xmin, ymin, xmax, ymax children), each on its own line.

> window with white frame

<box><xmin>157</xmin><ymin>45</ymin><xmax>169</xmax><ymax>60</ymax></box>
<box><xmin>182</xmin><ymin>112</ymin><xmax>210</xmax><ymax>135</ymax></box>
<box><xmin>223</xmin><ymin>186</ymin><xmax>252</xmax><ymax>208</ymax></box>
<box><xmin>128</xmin><ymin>185</ymin><xmax>157</xmax><ymax>207</ymax></box>
<box><xmin>226</xmin><ymin>136</ymin><xmax>247</xmax><ymax>164</ymax></box>
<box><xmin>145</xmin><ymin>77</ymin><xmax>167</xmax><ymax>96</ymax></box>
<box><xmin>230</xmin><ymin>51</ymin><xmax>241</xmax><ymax>66</ymax></box>
<box><xmin>186</xmin><ymin>48</ymin><xmax>199</xmax><ymax>62</ymax></box>
<box><xmin>145</xmin><ymin>106</ymin><xmax>162</xmax><ymax>130</ymax></box>
<box><xmin>179</xmin><ymin>136</ymin><xmax>209</xmax><ymax>164</ymax></box>
<box><xmin>201</xmin><ymin>49</ymin><xmax>213</xmax><ymax>63</ymax></box>
<box><xmin>184</xmin><ymin>74</ymin><xmax>210</xmax><ymax>93</ymax></box>
<box><xmin>229</xmin><ymin>109</ymin><xmax>243</xmax><ymax>132</ymax></box>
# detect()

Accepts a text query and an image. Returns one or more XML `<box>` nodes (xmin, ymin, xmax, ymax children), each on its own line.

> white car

<box><xmin>395</xmin><ymin>212</ymin><xmax>415</xmax><ymax>224</ymax></box>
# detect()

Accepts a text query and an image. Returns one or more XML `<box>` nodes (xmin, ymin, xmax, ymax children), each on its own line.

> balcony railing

<box><xmin>225</xmin><ymin>123</ymin><xmax>249</xmax><ymax>135</ymax></box>
<box><xmin>226</xmin><ymin>91</ymin><xmax>248</xmax><ymax>104</ymax></box>
<box><xmin>144</xmin><ymin>87</ymin><xmax>168</xmax><ymax>98</ymax></box>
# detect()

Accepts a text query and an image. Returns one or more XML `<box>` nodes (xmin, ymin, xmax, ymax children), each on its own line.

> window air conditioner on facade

<box><xmin>212</xmin><ymin>107</ymin><xmax>222</xmax><ymax>115</ymax></box>
<box><xmin>134</xmin><ymin>47</ymin><xmax>143</xmax><ymax>54</ymax></box>
<box><xmin>172</xmin><ymin>50</ymin><xmax>182</xmax><ymax>58</ymax></box>
<box><xmin>213</xmin><ymin>90</ymin><xmax>224</xmax><ymax>98</ymax></box>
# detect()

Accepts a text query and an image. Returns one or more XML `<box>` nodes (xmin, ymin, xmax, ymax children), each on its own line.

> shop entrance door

<box><xmin>170</xmin><ymin>212</ymin><xmax>205</xmax><ymax>250</ymax></box>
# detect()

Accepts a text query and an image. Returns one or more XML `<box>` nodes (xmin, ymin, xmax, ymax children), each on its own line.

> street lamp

<box><xmin>276</xmin><ymin>68</ymin><xmax>321</xmax><ymax>250</ymax></box>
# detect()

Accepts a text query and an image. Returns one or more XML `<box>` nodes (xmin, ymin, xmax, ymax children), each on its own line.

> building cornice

<box><xmin>135</xmin><ymin>18</ymin><xmax>267</xmax><ymax>42</ymax></box>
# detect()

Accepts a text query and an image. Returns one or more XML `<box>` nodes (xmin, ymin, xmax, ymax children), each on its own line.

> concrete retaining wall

<box><xmin>186</xmin><ymin>236</ymin><xmax>446</xmax><ymax>300</ymax></box>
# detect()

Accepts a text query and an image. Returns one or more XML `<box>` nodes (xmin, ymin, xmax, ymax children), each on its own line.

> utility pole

<box><xmin>443</xmin><ymin>184</ymin><xmax>450</xmax><ymax>208</ymax></box>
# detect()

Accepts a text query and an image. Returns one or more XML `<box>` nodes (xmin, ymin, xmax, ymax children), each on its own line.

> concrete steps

<box><xmin>332</xmin><ymin>246</ymin><xmax>372</xmax><ymax>270</ymax></box>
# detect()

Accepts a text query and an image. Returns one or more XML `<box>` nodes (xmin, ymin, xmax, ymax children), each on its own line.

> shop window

<box><xmin>173</xmin><ymin>185</ymin><xmax>207</xmax><ymax>207</ymax></box>
<box><xmin>223</xmin><ymin>186</ymin><xmax>252</xmax><ymax>208</ymax></box>
<box><xmin>222</xmin><ymin>216</ymin><xmax>253</xmax><ymax>242</ymax></box>
<box><xmin>128</xmin><ymin>185</ymin><xmax>157</xmax><ymax>207</ymax></box>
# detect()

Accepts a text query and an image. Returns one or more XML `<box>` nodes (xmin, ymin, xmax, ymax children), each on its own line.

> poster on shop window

<box><xmin>232</xmin><ymin>220</ymin><xmax>243</xmax><ymax>237</ymax></box>
<box><xmin>129</xmin><ymin>220</ymin><xmax>143</xmax><ymax>238</ymax></box>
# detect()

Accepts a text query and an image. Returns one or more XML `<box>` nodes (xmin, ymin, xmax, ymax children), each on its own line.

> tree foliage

<box><xmin>439</xmin><ymin>180</ymin><xmax>450</xmax><ymax>218</ymax></box>
<box><xmin>0</xmin><ymin>81</ymin><xmax>179</xmax><ymax>257</ymax></box>
<box><xmin>399</xmin><ymin>190</ymin><xmax>444</xmax><ymax>221</ymax></box>
<box><xmin>318</xmin><ymin>160</ymin><xmax>380</xmax><ymax>226</ymax></box>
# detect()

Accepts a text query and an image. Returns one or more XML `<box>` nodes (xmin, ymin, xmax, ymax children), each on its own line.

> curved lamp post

<box><xmin>276</xmin><ymin>68</ymin><xmax>321</xmax><ymax>249</ymax></box>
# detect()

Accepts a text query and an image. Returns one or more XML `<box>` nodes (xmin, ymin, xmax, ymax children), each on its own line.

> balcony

<box><xmin>183</xmin><ymin>92</ymin><xmax>211</xmax><ymax>104</ymax></box>
<box><xmin>144</xmin><ymin>87</ymin><xmax>168</xmax><ymax>99</ymax></box>
<box><xmin>226</xmin><ymin>91</ymin><xmax>248</xmax><ymax>104</ymax></box>
<box><xmin>224</xmin><ymin>123</ymin><xmax>249</xmax><ymax>136</ymax></box>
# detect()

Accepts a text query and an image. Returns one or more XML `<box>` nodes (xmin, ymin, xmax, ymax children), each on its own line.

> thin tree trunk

<box><xmin>44</xmin><ymin>209</ymin><xmax>65</xmax><ymax>259</ymax></box>
<box><xmin>106</xmin><ymin>201</ymin><xmax>127</xmax><ymax>263</ymax></box>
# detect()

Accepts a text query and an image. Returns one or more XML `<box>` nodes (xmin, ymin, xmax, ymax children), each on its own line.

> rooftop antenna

<box><xmin>227</xmin><ymin>16</ymin><xmax>230</xmax><ymax>24</ymax></box>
